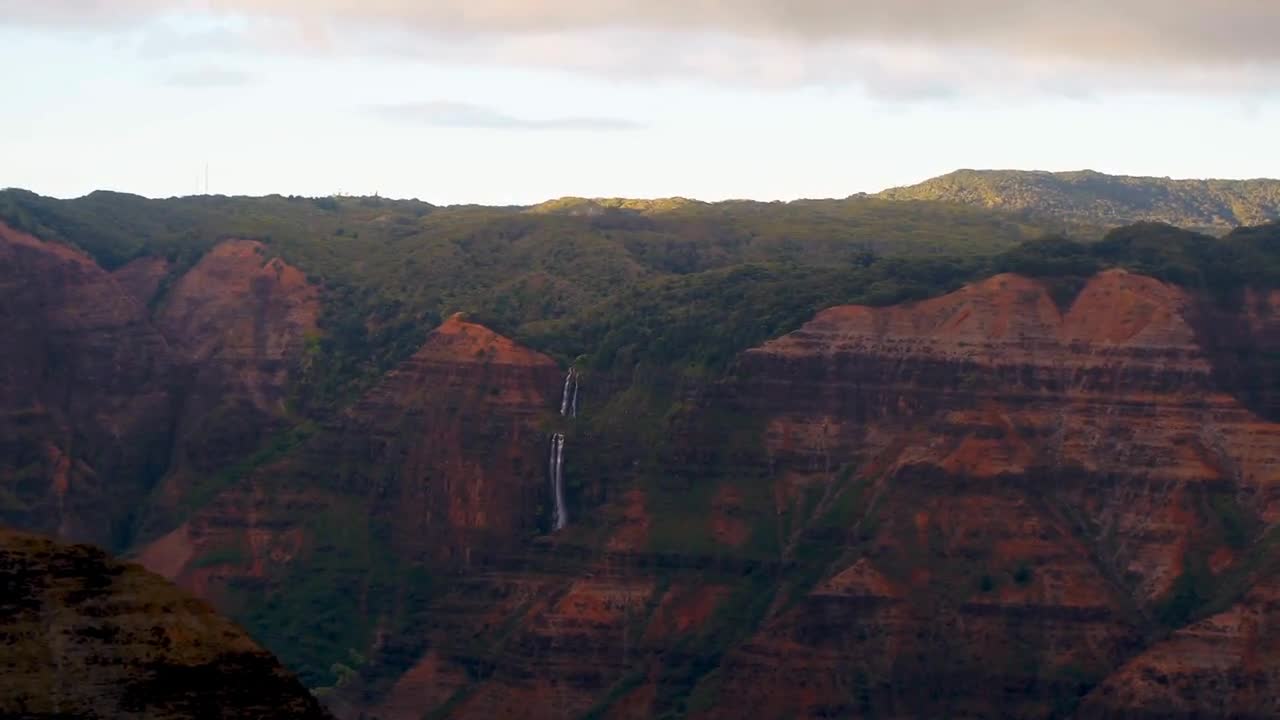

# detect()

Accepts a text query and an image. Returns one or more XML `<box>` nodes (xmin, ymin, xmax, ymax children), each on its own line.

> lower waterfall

<box><xmin>549</xmin><ymin>432</ymin><xmax>567</xmax><ymax>531</ymax></box>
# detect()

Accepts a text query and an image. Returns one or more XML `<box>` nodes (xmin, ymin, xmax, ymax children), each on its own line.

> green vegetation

<box><xmin>183</xmin><ymin>421</ymin><xmax>317</xmax><ymax>515</ymax></box>
<box><xmin>879</xmin><ymin>169</ymin><xmax>1280</xmax><ymax>234</ymax></box>
<box><xmin>8</xmin><ymin>182</ymin><xmax>1280</xmax><ymax>715</ymax></box>
<box><xmin>231</xmin><ymin>502</ymin><xmax>436</xmax><ymax>688</ymax></box>
<box><xmin>581</xmin><ymin>670</ymin><xmax>648</xmax><ymax>720</ymax></box>
<box><xmin>1013</xmin><ymin>564</ymin><xmax>1033</xmax><ymax>586</ymax></box>
<box><xmin>518</xmin><ymin>222</ymin><xmax>1280</xmax><ymax>418</ymax></box>
<box><xmin>189</xmin><ymin>541</ymin><xmax>249</xmax><ymax>569</ymax></box>
<box><xmin>1156</xmin><ymin>552</ymin><xmax>1213</xmax><ymax>628</ymax></box>
<box><xmin>6</xmin><ymin>187</ymin><xmax>1277</xmax><ymax>418</ymax></box>
<box><xmin>1210</xmin><ymin>493</ymin><xmax>1257</xmax><ymax>551</ymax></box>
<box><xmin>0</xmin><ymin>187</ymin><xmax>1046</xmax><ymax>410</ymax></box>
<box><xmin>653</xmin><ymin>568</ymin><xmax>779</xmax><ymax>717</ymax></box>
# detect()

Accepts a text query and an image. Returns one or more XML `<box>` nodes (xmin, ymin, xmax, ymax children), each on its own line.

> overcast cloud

<box><xmin>2</xmin><ymin>1</ymin><xmax>1279</xmax><ymax>96</ymax></box>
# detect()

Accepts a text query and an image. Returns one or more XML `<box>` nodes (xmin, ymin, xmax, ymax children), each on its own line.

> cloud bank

<box><xmin>373</xmin><ymin>101</ymin><xmax>642</xmax><ymax>131</ymax></box>
<box><xmin>5</xmin><ymin>1</ymin><xmax>1279</xmax><ymax>97</ymax></box>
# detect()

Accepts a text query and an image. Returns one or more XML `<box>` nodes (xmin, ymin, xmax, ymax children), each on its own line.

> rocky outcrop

<box><xmin>0</xmin><ymin>229</ymin><xmax>324</xmax><ymax>551</ymax></box>
<box><xmin>111</xmin><ymin>255</ymin><xmax>172</xmax><ymax>307</ymax></box>
<box><xmin>340</xmin><ymin>270</ymin><xmax>1280</xmax><ymax>720</ymax></box>
<box><xmin>149</xmin><ymin>312</ymin><xmax>562</xmax><ymax>572</ymax></box>
<box><xmin>691</xmin><ymin>270</ymin><xmax>1280</xmax><ymax>718</ymax></box>
<box><xmin>146</xmin><ymin>240</ymin><xmax>321</xmax><ymax>525</ymax></box>
<box><xmin>0</xmin><ymin>527</ymin><xmax>331</xmax><ymax>719</ymax></box>
<box><xmin>138</xmin><ymin>315</ymin><xmax>565</xmax><ymax>686</ymax></box>
<box><xmin>334</xmin><ymin>313</ymin><xmax>563</xmax><ymax>563</ymax></box>
<box><xmin>1079</xmin><ymin>577</ymin><xmax>1280</xmax><ymax>718</ymax></box>
<box><xmin>0</xmin><ymin>223</ymin><xmax>176</xmax><ymax>549</ymax></box>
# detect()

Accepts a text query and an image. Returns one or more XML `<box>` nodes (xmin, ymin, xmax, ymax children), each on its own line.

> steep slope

<box><xmin>878</xmin><ymin>169</ymin><xmax>1280</xmax><ymax>233</ymax></box>
<box><xmin>0</xmin><ymin>528</ymin><xmax>330</xmax><ymax>719</ymax></box>
<box><xmin>336</xmin><ymin>270</ymin><xmax>1280</xmax><ymax>720</ymax></box>
<box><xmin>1079</xmin><ymin>576</ymin><xmax>1280</xmax><ymax>719</ymax></box>
<box><xmin>138</xmin><ymin>314</ymin><xmax>564</xmax><ymax>686</ymax></box>
<box><xmin>690</xmin><ymin>269</ymin><xmax>1280</xmax><ymax>718</ymax></box>
<box><xmin>143</xmin><ymin>239</ymin><xmax>321</xmax><ymax>532</ymax></box>
<box><xmin>0</xmin><ymin>222</ymin><xmax>176</xmax><ymax>549</ymax></box>
<box><xmin>0</xmin><ymin>225</ymin><xmax>325</xmax><ymax>552</ymax></box>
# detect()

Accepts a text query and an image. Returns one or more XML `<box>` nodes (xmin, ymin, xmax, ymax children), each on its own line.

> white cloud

<box><xmin>5</xmin><ymin>1</ymin><xmax>1280</xmax><ymax>97</ymax></box>
<box><xmin>372</xmin><ymin>101</ymin><xmax>643</xmax><ymax>131</ymax></box>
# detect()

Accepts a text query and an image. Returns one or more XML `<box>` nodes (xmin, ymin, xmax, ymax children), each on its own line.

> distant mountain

<box><xmin>877</xmin><ymin>169</ymin><xmax>1280</xmax><ymax>234</ymax></box>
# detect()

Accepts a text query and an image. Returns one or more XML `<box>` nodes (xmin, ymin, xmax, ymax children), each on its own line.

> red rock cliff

<box><xmin>348</xmin><ymin>270</ymin><xmax>1280</xmax><ymax>720</ymax></box>
<box><xmin>0</xmin><ymin>223</ymin><xmax>175</xmax><ymax>548</ymax></box>
<box><xmin>138</xmin><ymin>315</ymin><xmax>564</xmax><ymax>662</ymax></box>
<box><xmin>694</xmin><ymin>270</ymin><xmax>1280</xmax><ymax>718</ymax></box>
<box><xmin>145</xmin><ymin>240</ymin><xmax>321</xmax><ymax>526</ymax></box>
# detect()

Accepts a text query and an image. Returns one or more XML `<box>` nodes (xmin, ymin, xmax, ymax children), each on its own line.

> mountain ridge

<box><xmin>877</xmin><ymin>168</ymin><xmax>1280</xmax><ymax>233</ymax></box>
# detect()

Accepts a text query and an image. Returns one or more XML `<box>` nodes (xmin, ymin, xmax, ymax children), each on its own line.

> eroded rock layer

<box><xmin>146</xmin><ymin>239</ymin><xmax>321</xmax><ymax>527</ymax></box>
<box><xmin>341</xmin><ymin>271</ymin><xmax>1280</xmax><ymax>720</ymax></box>
<box><xmin>10</xmin><ymin>220</ymin><xmax>1280</xmax><ymax>720</ymax></box>
<box><xmin>0</xmin><ymin>223</ymin><xmax>175</xmax><ymax>548</ymax></box>
<box><xmin>695</xmin><ymin>270</ymin><xmax>1280</xmax><ymax>718</ymax></box>
<box><xmin>137</xmin><ymin>315</ymin><xmax>565</xmax><ymax>686</ymax></box>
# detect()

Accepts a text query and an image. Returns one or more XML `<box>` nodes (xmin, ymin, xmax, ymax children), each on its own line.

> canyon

<box><xmin>4</xmin><ymin>214</ymin><xmax>1280</xmax><ymax>718</ymax></box>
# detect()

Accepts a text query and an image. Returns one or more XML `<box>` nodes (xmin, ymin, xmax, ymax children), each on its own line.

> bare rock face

<box><xmin>0</xmin><ymin>527</ymin><xmax>331</xmax><ymax>719</ymax></box>
<box><xmin>111</xmin><ymin>255</ymin><xmax>172</xmax><ymax>307</ymax></box>
<box><xmin>344</xmin><ymin>271</ymin><xmax>1280</xmax><ymax>720</ymax></box>
<box><xmin>1079</xmin><ymin>577</ymin><xmax>1280</xmax><ymax>719</ymax></box>
<box><xmin>152</xmin><ymin>240</ymin><xmax>321</xmax><ymax>512</ymax></box>
<box><xmin>0</xmin><ymin>223</ymin><xmax>176</xmax><ymax>548</ymax></box>
<box><xmin>162</xmin><ymin>239</ymin><xmax>320</xmax><ymax>471</ymax></box>
<box><xmin>334</xmin><ymin>313</ymin><xmax>564</xmax><ymax>564</ymax></box>
<box><xmin>145</xmin><ymin>313</ymin><xmax>562</xmax><ymax>579</ymax></box>
<box><xmin>136</xmin><ymin>315</ymin><xmax>564</xmax><ymax>687</ymax></box>
<box><xmin>692</xmin><ymin>270</ymin><xmax>1280</xmax><ymax>718</ymax></box>
<box><xmin>159</xmin><ymin>240</ymin><xmax>318</xmax><ymax>375</ymax></box>
<box><xmin>0</xmin><ymin>230</ymin><xmax>323</xmax><ymax>551</ymax></box>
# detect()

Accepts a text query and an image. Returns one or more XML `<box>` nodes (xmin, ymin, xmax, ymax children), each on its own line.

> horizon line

<box><xmin>6</xmin><ymin>166</ymin><xmax>1280</xmax><ymax>207</ymax></box>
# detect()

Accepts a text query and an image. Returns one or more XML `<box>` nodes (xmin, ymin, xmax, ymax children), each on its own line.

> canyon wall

<box><xmin>137</xmin><ymin>314</ymin><xmax>565</xmax><ymax>686</ymax></box>
<box><xmin>8</xmin><ymin>217</ymin><xmax>1280</xmax><ymax>718</ymax></box>
<box><xmin>338</xmin><ymin>270</ymin><xmax>1280</xmax><ymax>719</ymax></box>
<box><xmin>0</xmin><ymin>224</ymin><xmax>176</xmax><ymax>548</ymax></box>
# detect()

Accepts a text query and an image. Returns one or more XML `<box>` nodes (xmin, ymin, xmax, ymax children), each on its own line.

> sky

<box><xmin>2</xmin><ymin>1</ymin><xmax>1279</xmax><ymax>205</ymax></box>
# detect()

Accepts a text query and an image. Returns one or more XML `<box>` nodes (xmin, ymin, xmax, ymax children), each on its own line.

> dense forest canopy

<box><xmin>878</xmin><ymin>169</ymin><xmax>1280</xmax><ymax>234</ymax></box>
<box><xmin>3</xmin><ymin>187</ymin><xmax>1278</xmax><ymax>409</ymax></box>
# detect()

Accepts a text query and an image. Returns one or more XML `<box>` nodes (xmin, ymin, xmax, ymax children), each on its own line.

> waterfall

<box><xmin>560</xmin><ymin>368</ymin><xmax>578</xmax><ymax>417</ymax></box>
<box><xmin>549</xmin><ymin>368</ymin><xmax>578</xmax><ymax>531</ymax></box>
<box><xmin>571</xmin><ymin>374</ymin><xmax>579</xmax><ymax>418</ymax></box>
<box><xmin>549</xmin><ymin>433</ymin><xmax>567</xmax><ymax>530</ymax></box>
